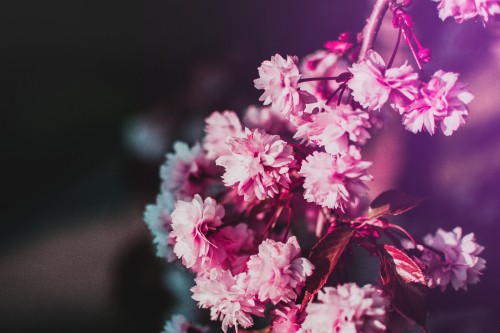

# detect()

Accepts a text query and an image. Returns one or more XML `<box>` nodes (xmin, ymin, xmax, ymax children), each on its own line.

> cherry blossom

<box><xmin>191</xmin><ymin>268</ymin><xmax>265</xmax><ymax>332</ymax></box>
<box><xmin>403</xmin><ymin>70</ymin><xmax>473</xmax><ymax>135</ymax></box>
<box><xmin>294</xmin><ymin>104</ymin><xmax>371</xmax><ymax>155</ymax></box>
<box><xmin>143</xmin><ymin>192</ymin><xmax>176</xmax><ymax>261</ymax></box>
<box><xmin>203</xmin><ymin>110</ymin><xmax>244</xmax><ymax>160</ymax></box>
<box><xmin>161</xmin><ymin>314</ymin><xmax>208</xmax><ymax>333</ymax></box>
<box><xmin>243</xmin><ymin>105</ymin><xmax>296</xmax><ymax>136</ymax></box>
<box><xmin>433</xmin><ymin>0</ymin><xmax>500</xmax><ymax>24</ymax></box>
<box><xmin>216</xmin><ymin>128</ymin><xmax>295</xmax><ymax>201</ymax></box>
<box><xmin>300</xmin><ymin>148</ymin><xmax>372</xmax><ymax>212</ymax></box>
<box><xmin>160</xmin><ymin>142</ymin><xmax>214</xmax><ymax>201</ymax></box>
<box><xmin>254</xmin><ymin>54</ymin><xmax>316</xmax><ymax>121</ymax></box>
<box><xmin>348</xmin><ymin>49</ymin><xmax>419</xmax><ymax>112</ymax></box>
<box><xmin>302</xmin><ymin>283</ymin><xmax>389</xmax><ymax>333</ymax></box>
<box><xmin>246</xmin><ymin>236</ymin><xmax>314</xmax><ymax>304</ymax></box>
<box><xmin>420</xmin><ymin>227</ymin><xmax>486</xmax><ymax>291</ymax></box>
<box><xmin>270</xmin><ymin>303</ymin><xmax>305</xmax><ymax>333</ymax></box>
<box><xmin>170</xmin><ymin>195</ymin><xmax>225</xmax><ymax>272</ymax></box>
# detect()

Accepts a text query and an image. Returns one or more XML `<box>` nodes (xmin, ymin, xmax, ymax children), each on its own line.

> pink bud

<box><xmin>418</xmin><ymin>48</ymin><xmax>431</xmax><ymax>63</ymax></box>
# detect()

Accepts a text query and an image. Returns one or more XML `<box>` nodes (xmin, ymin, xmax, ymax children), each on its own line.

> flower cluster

<box><xmin>143</xmin><ymin>1</ymin><xmax>487</xmax><ymax>332</ymax></box>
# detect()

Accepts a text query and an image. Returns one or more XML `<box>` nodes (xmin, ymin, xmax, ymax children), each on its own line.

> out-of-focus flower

<box><xmin>421</xmin><ymin>227</ymin><xmax>486</xmax><ymax>291</ymax></box>
<box><xmin>160</xmin><ymin>142</ymin><xmax>214</xmax><ymax>201</ymax></box>
<box><xmin>403</xmin><ymin>70</ymin><xmax>473</xmax><ymax>135</ymax></box>
<box><xmin>246</xmin><ymin>236</ymin><xmax>314</xmax><ymax>304</ymax></box>
<box><xmin>191</xmin><ymin>268</ymin><xmax>265</xmax><ymax>333</ymax></box>
<box><xmin>302</xmin><ymin>283</ymin><xmax>389</xmax><ymax>333</ymax></box>
<box><xmin>295</xmin><ymin>104</ymin><xmax>371</xmax><ymax>155</ymax></box>
<box><xmin>144</xmin><ymin>192</ymin><xmax>176</xmax><ymax>261</ymax></box>
<box><xmin>243</xmin><ymin>105</ymin><xmax>296</xmax><ymax>136</ymax></box>
<box><xmin>216</xmin><ymin>128</ymin><xmax>295</xmax><ymax>201</ymax></box>
<box><xmin>433</xmin><ymin>0</ymin><xmax>500</xmax><ymax>24</ymax></box>
<box><xmin>271</xmin><ymin>302</ymin><xmax>305</xmax><ymax>333</ymax></box>
<box><xmin>203</xmin><ymin>110</ymin><xmax>244</xmax><ymax>160</ymax></box>
<box><xmin>254</xmin><ymin>54</ymin><xmax>316</xmax><ymax>121</ymax></box>
<box><xmin>161</xmin><ymin>314</ymin><xmax>208</xmax><ymax>333</ymax></box>
<box><xmin>170</xmin><ymin>195</ymin><xmax>225</xmax><ymax>272</ymax></box>
<box><xmin>348</xmin><ymin>50</ymin><xmax>419</xmax><ymax>112</ymax></box>
<box><xmin>300</xmin><ymin>148</ymin><xmax>372</xmax><ymax>212</ymax></box>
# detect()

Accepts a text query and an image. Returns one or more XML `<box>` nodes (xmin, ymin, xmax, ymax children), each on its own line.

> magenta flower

<box><xmin>302</xmin><ymin>283</ymin><xmax>389</xmax><ymax>333</ymax></box>
<box><xmin>299</xmin><ymin>148</ymin><xmax>372</xmax><ymax>212</ymax></box>
<box><xmin>160</xmin><ymin>142</ymin><xmax>214</xmax><ymax>201</ymax></box>
<box><xmin>270</xmin><ymin>303</ymin><xmax>305</xmax><ymax>333</ymax></box>
<box><xmin>295</xmin><ymin>104</ymin><xmax>371</xmax><ymax>155</ymax></box>
<box><xmin>246</xmin><ymin>236</ymin><xmax>314</xmax><ymax>304</ymax></box>
<box><xmin>216</xmin><ymin>128</ymin><xmax>295</xmax><ymax>201</ymax></box>
<box><xmin>421</xmin><ymin>227</ymin><xmax>486</xmax><ymax>291</ymax></box>
<box><xmin>143</xmin><ymin>192</ymin><xmax>176</xmax><ymax>261</ymax></box>
<box><xmin>170</xmin><ymin>195</ymin><xmax>225</xmax><ymax>272</ymax></box>
<box><xmin>191</xmin><ymin>268</ymin><xmax>265</xmax><ymax>333</ymax></box>
<box><xmin>433</xmin><ymin>0</ymin><xmax>500</xmax><ymax>24</ymax></box>
<box><xmin>348</xmin><ymin>50</ymin><xmax>419</xmax><ymax>112</ymax></box>
<box><xmin>203</xmin><ymin>110</ymin><xmax>244</xmax><ymax>160</ymax></box>
<box><xmin>161</xmin><ymin>314</ymin><xmax>208</xmax><ymax>333</ymax></box>
<box><xmin>403</xmin><ymin>70</ymin><xmax>473</xmax><ymax>135</ymax></box>
<box><xmin>254</xmin><ymin>54</ymin><xmax>316</xmax><ymax>121</ymax></box>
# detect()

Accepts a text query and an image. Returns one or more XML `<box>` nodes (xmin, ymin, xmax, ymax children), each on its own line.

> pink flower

<box><xmin>216</xmin><ymin>128</ymin><xmax>296</xmax><ymax>201</ymax></box>
<box><xmin>254</xmin><ymin>54</ymin><xmax>316</xmax><ymax>121</ymax></box>
<box><xmin>191</xmin><ymin>268</ymin><xmax>265</xmax><ymax>333</ymax></box>
<box><xmin>161</xmin><ymin>314</ymin><xmax>208</xmax><ymax>333</ymax></box>
<box><xmin>271</xmin><ymin>303</ymin><xmax>305</xmax><ymax>333</ymax></box>
<box><xmin>160</xmin><ymin>142</ymin><xmax>214</xmax><ymax>201</ymax></box>
<box><xmin>170</xmin><ymin>195</ymin><xmax>225</xmax><ymax>272</ymax></box>
<box><xmin>294</xmin><ymin>104</ymin><xmax>371</xmax><ymax>155</ymax></box>
<box><xmin>403</xmin><ymin>70</ymin><xmax>473</xmax><ymax>135</ymax></box>
<box><xmin>243</xmin><ymin>105</ymin><xmax>296</xmax><ymax>136</ymax></box>
<box><xmin>144</xmin><ymin>192</ymin><xmax>176</xmax><ymax>261</ymax></box>
<box><xmin>299</xmin><ymin>148</ymin><xmax>372</xmax><ymax>211</ymax></box>
<box><xmin>300</xmin><ymin>49</ymin><xmax>349</xmax><ymax>99</ymax></box>
<box><xmin>246</xmin><ymin>236</ymin><xmax>314</xmax><ymax>304</ymax></box>
<box><xmin>348</xmin><ymin>50</ymin><xmax>419</xmax><ymax>112</ymax></box>
<box><xmin>420</xmin><ymin>227</ymin><xmax>486</xmax><ymax>291</ymax></box>
<box><xmin>433</xmin><ymin>0</ymin><xmax>500</xmax><ymax>24</ymax></box>
<box><xmin>203</xmin><ymin>110</ymin><xmax>244</xmax><ymax>160</ymax></box>
<box><xmin>302</xmin><ymin>283</ymin><xmax>389</xmax><ymax>333</ymax></box>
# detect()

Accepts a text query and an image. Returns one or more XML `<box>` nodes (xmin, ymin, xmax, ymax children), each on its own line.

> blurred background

<box><xmin>1</xmin><ymin>0</ymin><xmax>500</xmax><ymax>332</ymax></box>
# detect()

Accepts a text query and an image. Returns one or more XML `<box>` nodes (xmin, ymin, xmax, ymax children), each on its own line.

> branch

<box><xmin>358</xmin><ymin>0</ymin><xmax>391</xmax><ymax>61</ymax></box>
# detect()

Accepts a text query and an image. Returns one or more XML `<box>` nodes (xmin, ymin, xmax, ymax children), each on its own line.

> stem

<box><xmin>299</xmin><ymin>76</ymin><xmax>339</xmax><ymax>83</ymax></box>
<box><xmin>358</xmin><ymin>0</ymin><xmax>392</xmax><ymax>61</ymax></box>
<box><xmin>387</xmin><ymin>26</ymin><xmax>402</xmax><ymax>68</ymax></box>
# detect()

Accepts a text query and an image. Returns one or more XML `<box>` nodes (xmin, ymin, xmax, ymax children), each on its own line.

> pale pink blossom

<box><xmin>216</xmin><ymin>128</ymin><xmax>296</xmax><ymax>201</ymax></box>
<box><xmin>191</xmin><ymin>268</ymin><xmax>265</xmax><ymax>333</ymax></box>
<box><xmin>161</xmin><ymin>314</ymin><xmax>208</xmax><ymax>333</ymax></box>
<box><xmin>294</xmin><ymin>104</ymin><xmax>371</xmax><ymax>155</ymax></box>
<box><xmin>271</xmin><ymin>303</ymin><xmax>305</xmax><ymax>333</ymax></box>
<box><xmin>143</xmin><ymin>192</ymin><xmax>176</xmax><ymax>261</ymax></box>
<box><xmin>209</xmin><ymin>223</ymin><xmax>256</xmax><ymax>274</ymax></box>
<box><xmin>299</xmin><ymin>148</ymin><xmax>372</xmax><ymax>211</ymax></box>
<box><xmin>246</xmin><ymin>236</ymin><xmax>314</xmax><ymax>304</ymax></box>
<box><xmin>403</xmin><ymin>70</ymin><xmax>473</xmax><ymax>135</ymax></box>
<box><xmin>254</xmin><ymin>54</ymin><xmax>316</xmax><ymax>121</ymax></box>
<box><xmin>160</xmin><ymin>141</ymin><xmax>214</xmax><ymax>201</ymax></box>
<box><xmin>300</xmin><ymin>49</ymin><xmax>349</xmax><ymax>99</ymax></box>
<box><xmin>170</xmin><ymin>195</ymin><xmax>225</xmax><ymax>272</ymax></box>
<box><xmin>420</xmin><ymin>227</ymin><xmax>486</xmax><ymax>291</ymax></box>
<box><xmin>243</xmin><ymin>105</ymin><xmax>296</xmax><ymax>136</ymax></box>
<box><xmin>203</xmin><ymin>110</ymin><xmax>244</xmax><ymax>160</ymax></box>
<box><xmin>433</xmin><ymin>0</ymin><xmax>500</xmax><ymax>23</ymax></box>
<box><xmin>348</xmin><ymin>50</ymin><xmax>419</xmax><ymax>112</ymax></box>
<box><xmin>302</xmin><ymin>283</ymin><xmax>389</xmax><ymax>333</ymax></box>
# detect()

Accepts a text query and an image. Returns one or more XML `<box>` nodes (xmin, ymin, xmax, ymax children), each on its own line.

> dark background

<box><xmin>1</xmin><ymin>1</ymin><xmax>500</xmax><ymax>332</ymax></box>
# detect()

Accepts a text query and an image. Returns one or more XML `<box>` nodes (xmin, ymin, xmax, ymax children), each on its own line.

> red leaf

<box><xmin>300</xmin><ymin>226</ymin><xmax>355</xmax><ymax>310</ymax></box>
<box><xmin>368</xmin><ymin>190</ymin><xmax>424</xmax><ymax>219</ymax></box>
<box><xmin>379</xmin><ymin>244</ymin><xmax>428</xmax><ymax>328</ymax></box>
